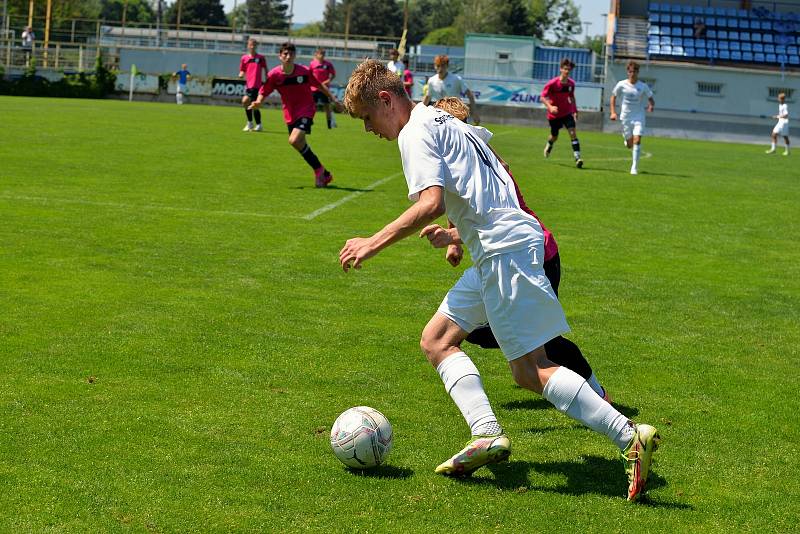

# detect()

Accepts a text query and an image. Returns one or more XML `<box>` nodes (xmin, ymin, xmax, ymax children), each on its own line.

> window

<box><xmin>496</xmin><ymin>51</ymin><xmax>511</xmax><ymax>63</ymax></box>
<box><xmin>696</xmin><ymin>81</ymin><xmax>723</xmax><ymax>96</ymax></box>
<box><xmin>768</xmin><ymin>87</ymin><xmax>794</xmax><ymax>101</ymax></box>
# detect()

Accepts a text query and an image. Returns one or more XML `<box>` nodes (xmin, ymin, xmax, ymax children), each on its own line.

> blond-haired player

<box><xmin>339</xmin><ymin>59</ymin><xmax>660</xmax><ymax>501</ymax></box>
<box><xmin>766</xmin><ymin>93</ymin><xmax>790</xmax><ymax>155</ymax></box>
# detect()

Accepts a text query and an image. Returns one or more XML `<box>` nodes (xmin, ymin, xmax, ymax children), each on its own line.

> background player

<box><xmin>340</xmin><ymin>60</ymin><xmax>660</xmax><ymax>502</ymax></box>
<box><xmin>541</xmin><ymin>58</ymin><xmax>582</xmax><ymax>168</ymax></box>
<box><xmin>609</xmin><ymin>60</ymin><xmax>655</xmax><ymax>175</ymax></box>
<box><xmin>173</xmin><ymin>64</ymin><xmax>191</xmax><ymax>105</ymax></box>
<box><xmin>766</xmin><ymin>92</ymin><xmax>790</xmax><ymax>155</ymax></box>
<box><xmin>309</xmin><ymin>48</ymin><xmax>338</xmax><ymax>129</ymax></box>
<box><xmin>239</xmin><ymin>38</ymin><xmax>268</xmax><ymax>132</ymax></box>
<box><xmin>433</xmin><ymin>97</ymin><xmax>610</xmax><ymax>402</ymax></box>
<box><xmin>421</xmin><ymin>54</ymin><xmax>480</xmax><ymax>125</ymax></box>
<box><xmin>249</xmin><ymin>42</ymin><xmax>342</xmax><ymax>188</ymax></box>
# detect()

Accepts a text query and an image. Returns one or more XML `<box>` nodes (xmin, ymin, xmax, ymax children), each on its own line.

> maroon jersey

<box><xmin>239</xmin><ymin>53</ymin><xmax>268</xmax><ymax>89</ymax></box>
<box><xmin>541</xmin><ymin>76</ymin><xmax>577</xmax><ymax>120</ymax></box>
<box><xmin>259</xmin><ymin>64</ymin><xmax>322</xmax><ymax>124</ymax></box>
<box><xmin>309</xmin><ymin>58</ymin><xmax>336</xmax><ymax>92</ymax></box>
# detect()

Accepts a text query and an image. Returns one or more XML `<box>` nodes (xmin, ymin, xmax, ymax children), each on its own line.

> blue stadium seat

<box><xmin>684</xmin><ymin>38</ymin><xmax>695</xmax><ymax>47</ymax></box>
<box><xmin>649</xmin><ymin>13</ymin><xmax>660</xmax><ymax>23</ymax></box>
<box><xmin>742</xmin><ymin>42</ymin><xmax>752</xmax><ymax>52</ymax></box>
<box><xmin>648</xmin><ymin>25</ymin><xmax>660</xmax><ymax>35</ymax></box>
<box><xmin>682</xmin><ymin>15</ymin><xmax>693</xmax><ymax>25</ymax></box>
<box><xmin>751</xmin><ymin>33</ymin><xmax>762</xmax><ymax>42</ymax></box>
<box><xmin>718</xmin><ymin>41</ymin><xmax>729</xmax><ymax>50</ymax></box>
<box><xmin>649</xmin><ymin>3</ymin><xmax>661</xmax><ymax>12</ymax></box>
<box><xmin>753</xmin><ymin>43</ymin><xmax>764</xmax><ymax>52</ymax></box>
<box><xmin>673</xmin><ymin>37</ymin><xmax>683</xmax><ymax>46</ymax></box>
<box><xmin>765</xmin><ymin>44</ymin><xmax>775</xmax><ymax>54</ymax></box>
<box><xmin>681</xmin><ymin>5</ymin><xmax>692</xmax><ymax>14</ymax></box>
<box><xmin>751</xmin><ymin>20</ymin><xmax>761</xmax><ymax>30</ymax></box>
<box><xmin>730</xmin><ymin>41</ymin><xmax>740</xmax><ymax>51</ymax></box>
<box><xmin>671</xmin><ymin>26</ymin><xmax>682</xmax><ymax>36</ymax></box>
<box><xmin>778</xmin><ymin>54</ymin><xmax>788</xmax><ymax>64</ymax></box>
<box><xmin>648</xmin><ymin>44</ymin><xmax>661</xmax><ymax>55</ymax></box>
<box><xmin>737</xmin><ymin>9</ymin><xmax>748</xmax><ymax>18</ymax></box>
<box><xmin>660</xmin><ymin>35</ymin><xmax>671</xmax><ymax>45</ymax></box>
<box><xmin>776</xmin><ymin>45</ymin><xmax>787</xmax><ymax>54</ymax></box>
<box><xmin>685</xmin><ymin>47</ymin><xmax>696</xmax><ymax>57</ymax></box>
<box><xmin>729</xmin><ymin>31</ymin><xmax>739</xmax><ymax>41</ymax></box>
<box><xmin>719</xmin><ymin>50</ymin><xmax>731</xmax><ymax>59</ymax></box>
<box><xmin>725</xmin><ymin>8</ymin><xmax>736</xmax><ymax>17</ymax></box>
<box><xmin>718</xmin><ymin>30</ymin><xmax>728</xmax><ymax>39</ymax></box>
<box><xmin>754</xmin><ymin>52</ymin><xmax>765</xmax><ymax>62</ymax></box>
<box><xmin>727</xmin><ymin>18</ymin><xmax>739</xmax><ymax>29</ymax></box>
<box><xmin>673</xmin><ymin>45</ymin><xmax>684</xmax><ymax>56</ymax></box>
<box><xmin>763</xmin><ymin>33</ymin><xmax>773</xmax><ymax>43</ymax></box>
<box><xmin>739</xmin><ymin>19</ymin><xmax>750</xmax><ymax>30</ymax></box>
<box><xmin>693</xmin><ymin>6</ymin><xmax>704</xmax><ymax>15</ymax></box>
<box><xmin>731</xmin><ymin>50</ymin><xmax>742</xmax><ymax>60</ymax></box>
<box><xmin>683</xmin><ymin>28</ymin><xmax>693</xmax><ymax>37</ymax></box>
<box><xmin>671</xmin><ymin>14</ymin><xmax>681</xmax><ymax>24</ymax></box>
<box><xmin>707</xmin><ymin>29</ymin><xmax>717</xmax><ymax>39</ymax></box>
<box><xmin>649</xmin><ymin>35</ymin><xmax>659</xmax><ymax>45</ymax></box>
<box><xmin>661</xmin><ymin>45</ymin><xmax>673</xmax><ymax>54</ymax></box>
<box><xmin>742</xmin><ymin>51</ymin><xmax>753</xmax><ymax>61</ymax></box>
<box><xmin>695</xmin><ymin>38</ymin><xmax>706</xmax><ymax>48</ymax></box>
<box><xmin>766</xmin><ymin>53</ymin><xmax>777</xmax><ymax>63</ymax></box>
<box><xmin>762</xmin><ymin>21</ymin><xmax>772</xmax><ymax>31</ymax></box>
<box><xmin>696</xmin><ymin>47</ymin><xmax>708</xmax><ymax>58</ymax></box>
<box><xmin>789</xmin><ymin>55</ymin><xmax>800</xmax><ymax>65</ymax></box>
<box><xmin>714</xmin><ymin>7</ymin><xmax>725</xmax><ymax>16</ymax></box>
<box><xmin>703</xmin><ymin>6</ymin><xmax>714</xmax><ymax>16</ymax></box>
<box><xmin>707</xmin><ymin>39</ymin><xmax>717</xmax><ymax>49</ymax></box>
<box><xmin>740</xmin><ymin>32</ymin><xmax>750</xmax><ymax>41</ymax></box>
<box><xmin>788</xmin><ymin>45</ymin><xmax>798</xmax><ymax>55</ymax></box>
<box><xmin>797</xmin><ymin>36</ymin><xmax>800</xmax><ymax>45</ymax></box>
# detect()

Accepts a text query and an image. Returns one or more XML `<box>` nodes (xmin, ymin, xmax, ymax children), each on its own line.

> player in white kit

<box><xmin>766</xmin><ymin>92</ymin><xmax>790</xmax><ymax>156</ymax></box>
<box><xmin>339</xmin><ymin>59</ymin><xmax>661</xmax><ymax>502</ymax></box>
<box><xmin>610</xmin><ymin>60</ymin><xmax>655</xmax><ymax>175</ymax></box>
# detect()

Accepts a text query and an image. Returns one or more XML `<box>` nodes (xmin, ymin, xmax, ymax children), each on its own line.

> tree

<box><xmin>166</xmin><ymin>0</ymin><xmax>227</xmax><ymax>27</ymax></box>
<box><xmin>293</xmin><ymin>21</ymin><xmax>325</xmax><ymax>37</ymax></box>
<box><xmin>527</xmin><ymin>0</ymin><xmax>582</xmax><ymax>45</ymax></box>
<box><xmin>323</xmin><ymin>0</ymin><xmax>402</xmax><ymax>38</ymax></box>
<box><xmin>421</xmin><ymin>25</ymin><xmax>461</xmax><ymax>46</ymax></box>
<box><xmin>246</xmin><ymin>0</ymin><xmax>289</xmax><ymax>31</ymax></box>
<box><xmin>99</xmin><ymin>0</ymin><xmax>155</xmax><ymax>23</ymax></box>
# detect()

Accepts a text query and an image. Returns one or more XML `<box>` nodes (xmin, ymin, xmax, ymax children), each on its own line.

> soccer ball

<box><xmin>330</xmin><ymin>406</ymin><xmax>393</xmax><ymax>469</ymax></box>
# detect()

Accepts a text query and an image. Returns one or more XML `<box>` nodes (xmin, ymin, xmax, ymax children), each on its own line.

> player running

<box><xmin>609</xmin><ymin>60</ymin><xmax>655</xmax><ymax>175</ymax></box>
<box><xmin>309</xmin><ymin>48</ymin><xmax>337</xmax><ymax>129</ymax></box>
<box><xmin>766</xmin><ymin>92</ymin><xmax>790</xmax><ymax>156</ymax></box>
<box><xmin>239</xmin><ymin>38</ymin><xmax>269</xmax><ymax>132</ymax></box>
<box><xmin>541</xmin><ymin>58</ymin><xmax>583</xmax><ymax>168</ymax></box>
<box><xmin>432</xmin><ymin>97</ymin><xmax>610</xmax><ymax>401</ymax></box>
<box><xmin>250</xmin><ymin>42</ymin><xmax>342</xmax><ymax>188</ymax></box>
<box><xmin>340</xmin><ymin>60</ymin><xmax>661</xmax><ymax>502</ymax></box>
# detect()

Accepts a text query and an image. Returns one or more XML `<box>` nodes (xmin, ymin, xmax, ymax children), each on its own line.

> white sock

<box><xmin>633</xmin><ymin>144</ymin><xmax>641</xmax><ymax>166</ymax></box>
<box><xmin>771</xmin><ymin>141</ymin><xmax>776</xmax><ymax>150</ymax></box>
<box><xmin>587</xmin><ymin>373</ymin><xmax>605</xmax><ymax>397</ymax></box>
<box><xmin>542</xmin><ymin>366</ymin><xmax>634</xmax><ymax>450</ymax></box>
<box><xmin>436</xmin><ymin>352</ymin><xmax>500</xmax><ymax>436</ymax></box>
<box><xmin>785</xmin><ymin>144</ymin><xmax>790</xmax><ymax>153</ymax></box>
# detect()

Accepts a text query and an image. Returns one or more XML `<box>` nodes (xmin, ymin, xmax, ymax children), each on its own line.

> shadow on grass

<box><xmin>548</xmin><ymin>161</ymin><xmax>690</xmax><ymax>178</ymax></box>
<box><xmin>502</xmin><ymin>397</ymin><xmax>640</xmax><ymax>419</ymax></box>
<box><xmin>459</xmin><ymin>457</ymin><xmax>690</xmax><ymax>509</ymax></box>
<box><xmin>291</xmin><ymin>184</ymin><xmax>375</xmax><ymax>192</ymax></box>
<box><xmin>345</xmin><ymin>464</ymin><xmax>413</xmax><ymax>479</ymax></box>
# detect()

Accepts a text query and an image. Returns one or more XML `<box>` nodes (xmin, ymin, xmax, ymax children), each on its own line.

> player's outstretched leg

<box><xmin>767</xmin><ymin>133</ymin><xmax>777</xmax><ymax>154</ymax></box>
<box><xmin>511</xmin><ymin>349</ymin><xmax>660</xmax><ymax>501</ymax></box>
<box><xmin>434</xmin><ymin>433</ymin><xmax>511</xmax><ymax>477</ymax></box>
<box><xmin>783</xmin><ymin>136</ymin><xmax>790</xmax><ymax>156</ymax></box>
<box><xmin>544</xmin><ymin>136</ymin><xmax>555</xmax><ymax>158</ymax></box>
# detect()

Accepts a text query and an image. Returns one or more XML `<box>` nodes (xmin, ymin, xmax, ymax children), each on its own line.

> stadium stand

<box><xmin>646</xmin><ymin>2</ymin><xmax>800</xmax><ymax>68</ymax></box>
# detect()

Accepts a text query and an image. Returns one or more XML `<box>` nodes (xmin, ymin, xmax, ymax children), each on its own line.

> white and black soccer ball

<box><xmin>330</xmin><ymin>406</ymin><xmax>393</xmax><ymax>469</ymax></box>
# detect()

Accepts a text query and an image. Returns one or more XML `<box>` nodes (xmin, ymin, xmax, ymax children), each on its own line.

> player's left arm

<box><xmin>647</xmin><ymin>96</ymin><xmax>655</xmax><ymax>113</ymax></box>
<box><xmin>340</xmin><ymin>186</ymin><xmax>446</xmax><ymax>272</ymax></box>
<box><xmin>464</xmin><ymin>87</ymin><xmax>480</xmax><ymax>125</ymax></box>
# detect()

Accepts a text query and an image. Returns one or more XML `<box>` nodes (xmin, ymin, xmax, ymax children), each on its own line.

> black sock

<box><xmin>547</xmin><ymin>139</ymin><xmax>554</xmax><ymax>147</ymax></box>
<box><xmin>544</xmin><ymin>336</ymin><xmax>592</xmax><ymax>379</ymax></box>
<box><xmin>246</xmin><ymin>108</ymin><xmax>253</xmax><ymax>122</ymax></box>
<box><xmin>254</xmin><ymin>110</ymin><xmax>261</xmax><ymax>125</ymax></box>
<box><xmin>327</xmin><ymin>117</ymin><xmax>332</xmax><ymax>128</ymax></box>
<box><xmin>571</xmin><ymin>138</ymin><xmax>581</xmax><ymax>153</ymax></box>
<box><xmin>300</xmin><ymin>144</ymin><xmax>322</xmax><ymax>170</ymax></box>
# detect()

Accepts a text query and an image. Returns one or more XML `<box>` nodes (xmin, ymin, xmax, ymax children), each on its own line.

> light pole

<box><xmin>583</xmin><ymin>21</ymin><xmax>592</xmax><ymax>38</ymax></box>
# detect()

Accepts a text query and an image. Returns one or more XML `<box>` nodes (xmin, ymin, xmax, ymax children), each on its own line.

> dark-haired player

<box><xmin>250</xmin><ymin>43</ymin><xmax>342</xmax><ymax>188</ymax></box>
<box><xmin>239</xmin><ymin>38</ymin><xmax>268</xmax><ymax>132</ymax></box>
<box><xmin>541</xmin><ymin>58</ymin><xmax>583</xmax><ymax>168</ymax></box>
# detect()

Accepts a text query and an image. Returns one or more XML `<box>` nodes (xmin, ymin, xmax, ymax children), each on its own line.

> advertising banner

<box><xmin>115</xmin><ymin>73</ymin><xmax>160</xmax><ymax>94</ymax></box>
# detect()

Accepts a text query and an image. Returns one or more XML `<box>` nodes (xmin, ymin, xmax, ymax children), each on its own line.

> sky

<box><xmin>221</xmin><ymin>0</ymin><xmax>610</xmax><ymax>38</ymax></box>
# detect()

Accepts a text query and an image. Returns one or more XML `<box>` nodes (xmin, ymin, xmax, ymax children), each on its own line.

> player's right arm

<box><xmin>609</xmin><ymin>94</ymin><xmax>618</xmax><ymax>120</ymax></box>
<box><xmin>340</xmin><ymin>186</ymin><xmax>446</xmax><ymax>272</ymax></box>
<box><xmin>249</xmin><ymin>74</ymin><xmax>275</xmax><ymax>109</ymax></box>
<box><xmin>540</xmin><ymin>80</ymin><xmax>557</xmax><ymax>115</ymax></box>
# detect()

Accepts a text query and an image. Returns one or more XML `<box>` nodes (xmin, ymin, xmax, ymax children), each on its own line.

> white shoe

<box><xmin>766</xmin><ymin>148</ymin><xmax>775</xmax><ymax>154</ymax></box>
<box><xmin>543</xmin><ymin>144</ymin><xmax>551</xmax><ymax>158</ymax></box>
<box><xmin>783</xmin><ymin>151</ymin><xmax>790</xmax><ymax>156</ymax></box>
<box><xmin>243</xmin><ymin>122</ymin><xmax>254</xmax><ymax>132</ymax></box>
<box><xmin>630</xmin><ymin>166</ymin><xmax>638</xmax><ymax>175</ymax></box>
<box><xmin>253</xmin><ymin>124</ymin><xmax>263</xmax><ymax>132</ymax></box>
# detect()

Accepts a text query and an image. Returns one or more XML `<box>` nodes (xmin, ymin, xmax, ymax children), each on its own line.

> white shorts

<box><xmin>622</xmin><ymin>119</ymin><xmax>645</xmax><ymax>139</ymax></box>
<box><xmin>437</xmin><ymin>248</ymin><xmax>570</xmax><ymax>361</ymax></box>
<box><xmin>177</xmin><ymin>83</ymin><xmax>187</xmax><ymax>94</ymax></box>
<box><xmin>773</xmin><ymin>121</ymin><xmax>789</xmax><ymax>137</ymax></box>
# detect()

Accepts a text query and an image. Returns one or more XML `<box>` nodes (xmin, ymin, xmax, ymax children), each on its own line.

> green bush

<box><xmin>0</xmin><ymin>53</ymin><xmax>117</xmax><ymax>98</ymax></box>
<box><xmin>421</xmin><ymin>26</ymin><xmax>463</xmax><ymax>46</ymax></box>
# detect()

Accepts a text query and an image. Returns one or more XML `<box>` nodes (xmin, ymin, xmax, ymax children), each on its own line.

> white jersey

<box><xmin>387</xmin><ymin>60</ymin><xmax>405</xmax><ymax>75</ymax></box>
<box><xmin>612</xmin><ymin>79</ymin><xmax>653</xmax><ymax>121</ymax></box>
<box><xmin>777</xmin><ymin>102</ymin><xmax>789</xmax><ymax>124</ymax></box>
<box><xmin>425</xmin><ymin>72</ymin><xmax>469</xmax><ymax>102</ymax></box>
<box><xmin>399</xmin><ymin>103</ymin><xmax>543</xmax><ymax>265</ymax></box>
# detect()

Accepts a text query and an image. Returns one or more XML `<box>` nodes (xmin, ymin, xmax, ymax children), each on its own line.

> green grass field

<box><xmin>1</xmin><ymin>96</ymin><xmax>798</xmax><ymax>531</ymax></box>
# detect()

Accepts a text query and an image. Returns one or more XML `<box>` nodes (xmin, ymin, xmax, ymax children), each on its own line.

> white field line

<box><xmin>302</xmin><ymin>172</ymin><xmax>403</xmax><ymax>220</ymax></box>
<box><xmin>0</xmin><ymin>194</ymin><xmax>298</xmax><ymax>219</ymax></box>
